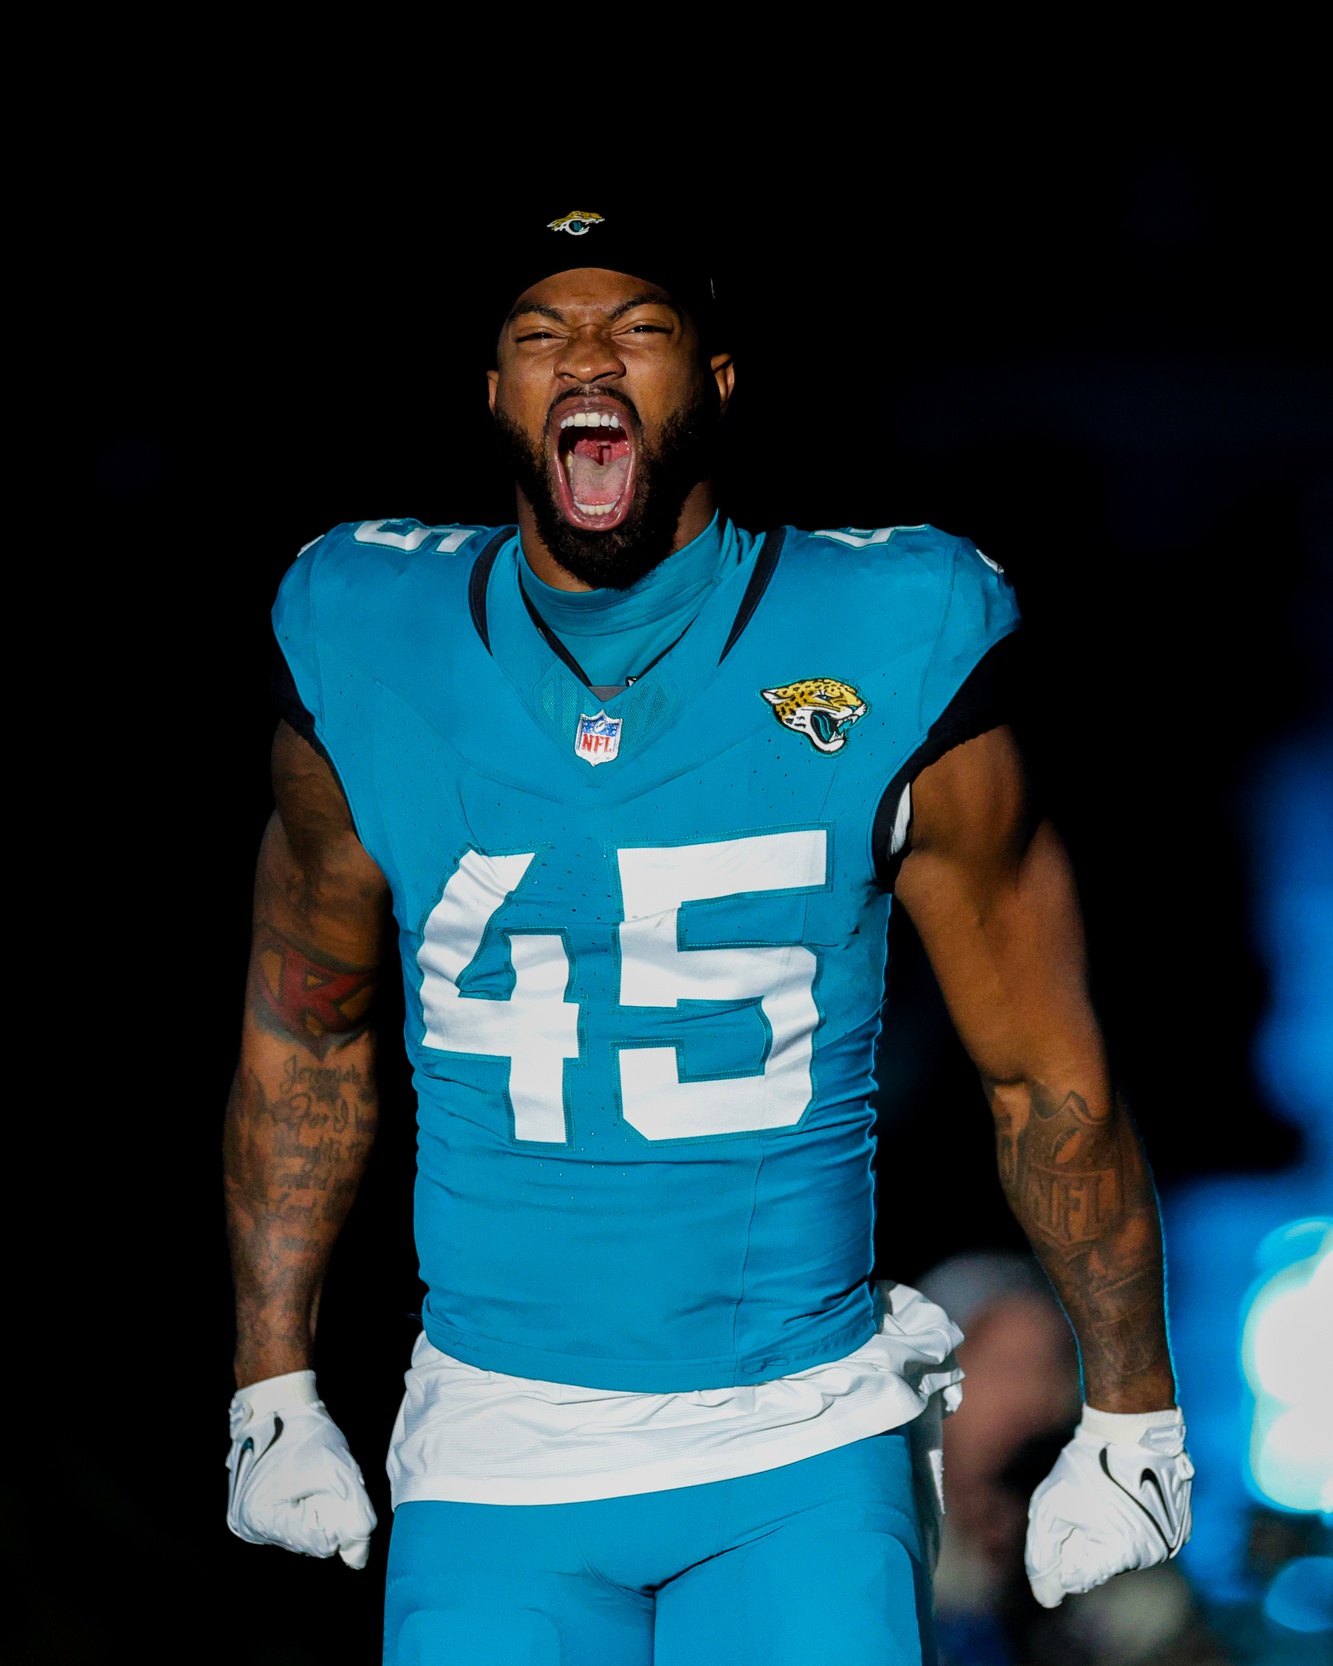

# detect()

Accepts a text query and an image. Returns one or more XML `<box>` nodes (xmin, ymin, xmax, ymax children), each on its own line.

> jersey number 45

<box><xmin>417</xmin><ymin>831</ymin><xmax>827</xmax><ymax>1144</ymax></box>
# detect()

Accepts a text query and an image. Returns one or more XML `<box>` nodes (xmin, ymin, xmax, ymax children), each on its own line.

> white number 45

<box><xmin>417</xmin><ymin>832</ymin><xmax>826</xmax><ymax>1144</ymax></box>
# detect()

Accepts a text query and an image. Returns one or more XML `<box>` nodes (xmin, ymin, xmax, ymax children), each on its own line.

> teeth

<box><xmin>574</xmin><ymin>502</ymin><xmax>615</xmax><ymax>515</ymax></box>
<box><xmin>559</xmin><ymin>412</ymin><xmax>624</xmax><ymax>429</ymax></box>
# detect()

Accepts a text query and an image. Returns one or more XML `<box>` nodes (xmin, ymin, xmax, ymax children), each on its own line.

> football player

<box><xmin>225</xmin><ymin>207</ymin><xmax>1193</xmax><ymax>1664</ymax></box>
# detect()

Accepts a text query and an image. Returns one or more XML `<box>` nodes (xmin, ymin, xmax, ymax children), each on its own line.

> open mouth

<box><xmin>810</xmin><ymin>710</ymin><xmax>845</xmax><ymax>748</ymax></box>
<box><xmin>551</xmin><ymin>398</ymin><xmax>637</xmax><ymax>532</ymax></box>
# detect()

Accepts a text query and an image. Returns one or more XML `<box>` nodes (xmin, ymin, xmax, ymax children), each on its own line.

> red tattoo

<box><xmin>254</xmin><ymin>928</ymin><xmax>375</xmax><ymax>1042</ymax></box>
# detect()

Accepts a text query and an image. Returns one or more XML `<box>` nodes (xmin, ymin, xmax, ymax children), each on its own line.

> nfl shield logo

<box><xmin>575</xmin><ymin>710</ymin><xmax>622</xmax><ymax>766</ymax></box>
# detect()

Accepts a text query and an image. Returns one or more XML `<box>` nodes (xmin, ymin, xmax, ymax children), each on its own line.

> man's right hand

<box><xmin>226</xmin><ymin>1370</ymin><xmax>378</xmax><ymax>1570</ymax></box>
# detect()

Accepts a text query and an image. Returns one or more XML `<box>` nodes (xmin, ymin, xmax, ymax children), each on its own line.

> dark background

<box><xmin>31</xmin><ymin>108</ymin><xmax>1330</xmax><ymax>1662</ymax></box>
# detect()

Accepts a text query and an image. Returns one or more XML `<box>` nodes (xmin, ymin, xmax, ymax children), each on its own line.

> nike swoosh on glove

<box><xmin>1026</xmin><ymin>1404</ymin><xmax>1193</xmax><ymax>1609</ymax></box>
<box><xmin>227</xmin><ymin>1369</ymin><xmax>378</xmax><ymax>1569</ymax></box>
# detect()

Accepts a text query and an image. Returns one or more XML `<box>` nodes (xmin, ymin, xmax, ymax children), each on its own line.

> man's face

<box><xmin>488</xmin><ymin>267</ymin><xmax>733</xmax><ymax>589</ymax></box>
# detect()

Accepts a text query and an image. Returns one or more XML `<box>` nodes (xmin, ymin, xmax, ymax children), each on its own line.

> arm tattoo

<box><xmin>228</xmin><ymin>1055</ymin><xmax>376</xmax><ymax>1228</ymax></box>
<box><xmin>1008</xmin><ymin>1089</ymin><xmax>1119</xmax><ymax>1244</ymax></box>
<box><xmin>227</xmin><ymin>764</ymin><xmax>389</xmax><ymax>1383</ymax></box>
<box><xmin>993</xmin><ymin>1082</ymin><xmax>1172</xmax><ymax>1402</ymax></box>
<box><xmin>225</xmin><ymin>1047</ymin><xmax>378</xmax><ymax>1376</ymax></box>
<box><xmin>251</xmin><ymin>924</ymin><xmax>377</xmax><ymax>1056</ymax></box>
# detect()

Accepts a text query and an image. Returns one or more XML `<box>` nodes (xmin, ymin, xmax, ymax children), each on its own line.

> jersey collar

<box><xmin>480</xmin><ymin>521</ymin><xmax>770</xmax><ymax>787</ymax></box>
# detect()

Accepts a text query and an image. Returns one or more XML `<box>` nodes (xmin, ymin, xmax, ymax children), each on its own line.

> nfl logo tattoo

<box><xmin>575</xmin><ymin>710</ymin><xmax>622</xmax><ymax>766</ymax></box>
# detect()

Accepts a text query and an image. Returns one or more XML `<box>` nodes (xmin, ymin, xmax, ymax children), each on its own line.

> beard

<box><xmin>494</xmin><ymin>383</ymin><xmax>721</xmax><ymax>591</ymax></box>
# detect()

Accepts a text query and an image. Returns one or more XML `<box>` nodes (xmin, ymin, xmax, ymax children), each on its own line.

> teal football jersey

<box><xmin>273</xmin><ymin>517</ymin><xmax>1020</xmax><ymax>1391</ymax></box>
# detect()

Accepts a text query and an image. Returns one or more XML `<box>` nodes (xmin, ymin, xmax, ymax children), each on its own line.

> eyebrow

<box><xmin>505</xmin><ymin>292</ymin><xmax>683</xmax><ymax>328</ymax></box>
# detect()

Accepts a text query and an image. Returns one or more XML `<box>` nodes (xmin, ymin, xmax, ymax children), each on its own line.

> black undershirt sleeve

<box><xmin>271</xmin><ymin>638</ymin><xmax>338</xmax><ymax>774</ymax></box>
<box><xmin>871</xmin><ymin>631</ymin><xmax>1022</xmax><ymax>889</ymax></box>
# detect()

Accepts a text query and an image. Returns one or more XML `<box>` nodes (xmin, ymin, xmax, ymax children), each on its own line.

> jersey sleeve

<box><xmin>272</xmin><ymin>531</ymin><xmax>328</xmax><ymax>718</ymax></box>
<box><xmin>266</xmin><ymin>518</ymin><xmax>495</xmax><ymax>876</ymax></box>
<box><xmin>872</xmin><ymin>536</ymin><xmax>1022</xmax><ymax>882</ymax></box>
<box><xmin>920</xmin><ymin>537</ymin><xmax>1020</xmax><ymax>728</ymax></box>
<box><xmin>270</xmin><ymin>529</ymin><xmax>351</xmax><ymax>775</ymax></box>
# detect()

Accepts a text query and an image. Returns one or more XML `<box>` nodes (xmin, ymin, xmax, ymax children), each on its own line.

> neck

<box><xmin>516</xmin><ymin>479</ymin><xmax>719</xmax><ymax>593</ymax></box>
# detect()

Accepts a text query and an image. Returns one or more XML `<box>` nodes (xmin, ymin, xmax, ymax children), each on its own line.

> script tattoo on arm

<box><xmin>895</xmin><ymin>726</ymin><xmax>1176</xmax><ymax>1413</ymax></box>
<box><xmin>224</xmin><ymin>1046</ymin><xmax>378</xmax><ymax>1381</ymax></box>
<box><xmin>224</xmin><ymin>722</ymin><xmax>390</xmax><ymax>1388</ymax></box>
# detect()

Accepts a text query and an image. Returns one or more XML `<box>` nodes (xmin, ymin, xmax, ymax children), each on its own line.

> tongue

<box><xmin>568</xmin><ymin>436</ymin><xmax>631</xmax><ymax>507</ymax></box>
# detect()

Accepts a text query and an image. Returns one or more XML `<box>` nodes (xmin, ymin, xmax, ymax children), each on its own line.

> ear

<box><xmin>486</xmin><ymin>369</ymin><xmax>499</xmax><ymax>412</ymax></box>
<box><xmin>760</xmin><ymin>687</ymin><xmax>783</xmax><ymax>706</ymax></box>
<box><xmin>710</xmin><ymin>352</ymin><xmax>735</xmax><ymax>416</ymax></box>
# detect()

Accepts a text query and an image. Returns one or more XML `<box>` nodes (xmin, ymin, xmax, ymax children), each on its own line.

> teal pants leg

<box><xmin>384</xmin><ymin>1430</ymin><xmax>932</xmax><ymax>1666</ymax></box>
<box><xmin>653</xmin><ymin>1438</ymin><xmax>932</xmax><ymax>1666</ymax></box>
<box><xmin>384</xmin><ymin>1501</ymin><xmax>652</xmax><ymax>1665</ymax></box>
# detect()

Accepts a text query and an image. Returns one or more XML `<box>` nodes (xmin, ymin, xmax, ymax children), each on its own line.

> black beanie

<box><xmin>488</xmin><ymin>204</ymin><xmax>720</xmax><ymax>357</ymax></box>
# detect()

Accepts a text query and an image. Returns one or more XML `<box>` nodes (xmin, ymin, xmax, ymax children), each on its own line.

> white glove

<box><xmin>226</xmin><ymin>1369</ymin><xmax>378</xmax><ymax>1570</ymax></box>
<box><xmin>1025</xmin><ymin>1404</ymin><xmax>1193</xmax><ymax>1608</ymax></box>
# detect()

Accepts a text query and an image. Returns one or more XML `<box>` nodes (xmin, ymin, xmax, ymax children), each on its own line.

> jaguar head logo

<box><xmin>547</xmin><ymin>210</ymin><xmax>605</xmax><ymax>236</ymax></box>
<box><xmin>761</xmin><ymin>678</ymin><xmax>868</xmax><ymax>754</ymax></box>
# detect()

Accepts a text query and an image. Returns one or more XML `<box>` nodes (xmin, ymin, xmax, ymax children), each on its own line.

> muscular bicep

<box><xmin>892</xmin><ymin>726</ymin><xmax>1106</xmax><ymax>1093</ymax></box>
<box><xmin>249</xmin><ymin>722</ymin><xmax>391</xmax><ymax>1050</ymax></box>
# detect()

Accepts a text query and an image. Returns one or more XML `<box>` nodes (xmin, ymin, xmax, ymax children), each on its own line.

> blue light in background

<box><xmin>1240</xmin><ymin>1220</ymin><xmax>1332</xmax><ymax>1515</ymax></box>
<box><xmin>1161</xmin><ymin>733</ymin><xmax>1333</xmax><ymax>1603</ymax></box>
<box><xmin>1262</xmin><ymin>1557</ymin><xmax>1333</xmax><ymax>1635</ymax></box>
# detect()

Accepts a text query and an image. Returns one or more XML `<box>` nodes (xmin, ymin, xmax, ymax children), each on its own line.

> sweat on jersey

<box><xmin>273</xmin><ymin>517</ymin><xmax>1020</xmax><ymax>1394</ymax></box>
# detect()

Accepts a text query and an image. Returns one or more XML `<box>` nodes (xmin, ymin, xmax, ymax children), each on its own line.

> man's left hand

<box><xmin>1026</xmin><ymin>1405</ymin><xmax>1193</xmax><ymax>1608</ymax></box>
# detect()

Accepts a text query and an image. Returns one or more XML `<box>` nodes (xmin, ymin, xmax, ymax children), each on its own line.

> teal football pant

<box><xmin>384</xmin><ymin>1428</ymin><xmax>933</xmax><ymax>1665</ymax></box>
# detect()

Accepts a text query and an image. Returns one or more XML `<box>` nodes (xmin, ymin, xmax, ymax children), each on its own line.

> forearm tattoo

<box><xmin>227</xmin><ymin>924</ymin><xmax>380</xmax><ymax>1376</ymax></box>
<box><xmin>992</xmin><ymin>1083</ymin><xmax>1171</xmax><ymax>1398</ymax></box>
<box><xmin>225</xmin><ymin>1045</ymin><xmax>378</xmax><ymax>1371</ymax></box>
